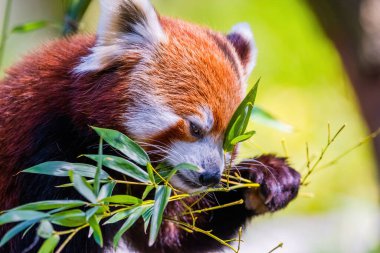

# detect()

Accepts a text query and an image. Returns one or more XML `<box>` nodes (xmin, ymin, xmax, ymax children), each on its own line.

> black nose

<box><xmin>199</xmin><ymin>171</ymin><xmax>221</xmax><ymax>186</ymax></box>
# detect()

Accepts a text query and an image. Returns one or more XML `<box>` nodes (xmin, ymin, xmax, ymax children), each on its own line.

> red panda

<box><xmin>0</xmin><ymin>0</ymin><xmax>300</xmax><ymax>252</ymax></box>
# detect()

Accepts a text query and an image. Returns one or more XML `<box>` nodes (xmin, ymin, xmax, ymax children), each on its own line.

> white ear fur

<box><xmin>97</xmin><ymin>0</ymin><xmax>166</xmax><ymax>45</ymax></box>
<box><xmin>227</xmin><ymin>23</ymin><xmax>258</xmax><ymax>80</ymax></box>
<box><xmin>74</xmin><ymin>0</ymin><xmax>167</xmax><ymax>74</ymax></box>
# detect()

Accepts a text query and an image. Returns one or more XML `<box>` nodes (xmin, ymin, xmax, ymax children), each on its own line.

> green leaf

<box><xmin>88</xmin><ymin>216</ymin><xmax>103</xmax><ymax>247</ymax></box>
<box><xmin>94</xmin><ymin>137</ymin><xmax>103</xmax><ymax>195</ymax></box>
<box><xmin>12</xmin><ymin>21</ymin><xmax>48</xmax><ymax>33</ymax></box>
<box><xmin>148</xmin><ymin>185</ymin><xmax>171</xmax><ymax>246</ymax></box>
<box><xmin>0</xmin><ymin>219</ymin><xmax>37</xmax><ymax>247</ymax></box>
<box><xmin>56</xmin><ymin>179</ymin><xmax>110</xmax><ymax>189</ymax></box>
<box><xmin>85</xmin><ymin>155</ymin><xmax>149</xmax><ymax>183</ymax></box>
<box><xmin>38</xmin><ymin>235</ymin><xmax>60</xmax><ymax>253</ymax></box>
<box><xmin>113</xmin><ymin>206</ymin><xmax>146</xmax><ymax>248</ymax></box>
<box><xmin>101</xmin><ymin>195</ymin><xmax>142</xmax><ymax>205</ymax></box>
<box><xmin>104</xmin><ymin>208</ymin><xmax>137</xmax><ymax>225</ymax></box>
<box><xmin>0</xmin><ymin>211</ymin><xmax>49</xmax><ymax>226</ymax></box>
<box><xmin>239</xmin><ymin>102</ymin><xmax>254</xmax><ymax>136</ymax></box>
<box><xmin>10</xmin><ymin>200</ymin><xmax>86</xmax><ymax>211</ymax></box>
<box><xmin>151</xmin><ymin>164</ymin><xmax>174</xmax><ymax>184</ymax></box>
<box><xmin>224</xmin><ymin>79</ymin><xmax>259</xmax><ymax>152</ymax></box>
<box><xmin>85</xmin><ymin>207</ymin><xmax>101</xmax><ymax>222</ymax></box>
<box><xmin>252</xmin><ymin>107</ymin><xmax>293</xmax><ymax>132</ymax></box>
<box><xmin>227</xmin><ymin>114</ymin><xmax>244</xmax><ymax>143</ymax></box>
<box><xmin>165</xmin><ymin>163</ymin><xmax>200</xmax><ymax>181</ymax></box>
<box><xmin>50</xmin><ymin>209</ymin><xmax>86</xmax><ymax>227</ymax></box>
<box><xmin>97</xmin><ymin>182</ymin><xmax>116</xmax><ymax>201</ymax></box>
<box><xmin>142</xmin><ymin>185</ymin><xmax>154</xmax><ymax>200</ymax></box>
<box><xmin>142</xmin><ymin>206</ymin><xmax>154</xmax><ymax>234</ymax></box>
<box><xmin>173</xmin><ymin>163</ymin><xmax>200</xmax><ymax>171</ymax></box>
<box><xmin>69</xmin><ymin>171</ymin><xmax>97</xmax><ymax>203</ymax></box>
<box><xmin>146</xmin><ymin>163</ymin><xmax>156</xmax><ymax>184</ymax></box>
<box><xmin>230</xmin><ymin>131</ymin><xmax>256</xmax><ymax>145</ymax></box>
<box><xmin>37</xmin><ymin>220</ymin><xmax>54</xmax><ymax>239</ymax></box>
<box><xmin>92</xmin><ymin>127</ymin><xmax>150</xmax><ymax>166</ymax></box>
<box><xmin>22</xmin><ymin>161</ymin><xmax>109</xmax><ymax>179</ymax></box>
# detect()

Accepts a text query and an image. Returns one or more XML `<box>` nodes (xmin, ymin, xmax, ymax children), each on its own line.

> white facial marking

<box><xmin>186</xmin><ymin>105</ymin><xmax>214</xmax><ymax>133</ymax></box>
<box><xmin>124</xmin><ymin>94</ymin><xmax>180</xmax><ymax>140</ymax></box>
<box><xmin>199</xmin><ymin>105</ymin><xmax>214</xmax><ymax>131</ymax></box>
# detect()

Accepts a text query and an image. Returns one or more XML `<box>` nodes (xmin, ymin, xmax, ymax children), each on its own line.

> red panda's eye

<box><xmin>190</xmin><ymin>122</ymin><xmax>203</xmax><ymax>138</ymax></box>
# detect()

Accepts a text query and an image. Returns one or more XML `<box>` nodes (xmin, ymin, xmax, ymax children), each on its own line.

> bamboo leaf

<box><xmin>142</xmin><ymin>206</ymin><xmax>154</xmax><ymax>234</ymax></box>
<box><xmin>92</xmin><ymin>127</ymin><xmax>150</xmax><ymax>166</ymax></box>
<box><xmin>142</xmin><ymin>185</ymin><xmax>154</xmax><ymax>200</ymax></box>
<box><xmin>173</xmin><ymin>163</ymin><xmax>199</xmax><ymax>171</ymax></box>
<box><xmin>224</xmin><ymin>79</ymin><xmax>259</xmax><ymax>152</ymax></box>
<box><xmin>94</xmin><ymin>137</ymin><xmax>103</xmax><ymax>195</ymax></box>
<box><xmin>148</xmin><ymin>185</ymin><xmax>171</xmax><ymax>246</ymax></box>
<box><xmin>146</xmin><ymin>163</ymin><xmax>156</xmax><ymax>184</ymax></box>
<box><xmin>239</xmin><ymin>103</ymin><xmax>254</xmax><ymax>136</ymax></box>
<box><xmin>0</xmin><ymin>219</ymin><xmax>37</xmax><ymax>247</ymax></box>
<box><xmin>10</xmin><ymin>200</ymin><xmax>86</xmax><ymax>211</ymax></box>
<box><xmin>22</xmin><ymin>162</ymin><xmax>109</xmax><ymax>179</ymax></box>
<box><xmin>100</xmin><ymin>195</ymin><xmax>142</xmax><ymax>205</ymax></box>
<box><xmin>85</xmin><ymin>155</ymin><xmax>149</xmax><ymax>183</ymax></box>
<box><xmin>85</xmin><ymin>207</ymin><xmax>101</xmax><ymax>222</ymax></box>
<box><xmin>228</xmin><ymin>114</ymin><xmax>243</xmax><ymax>143</ymax></box>
<box><xmin>50</xmin><ymin>209</ymin><xmax>86</xmax><ymax>227</ymax></box>
<box><xmin>88</xmin><ymin>216</ymin><xmax>103</xmax><ymax>247</ymax></box>
<box><xmin>230</xmin><ymin>131</ymin><xmax>256</xmax><ymax>145</ymax></box>
<box><xmin>113</xmin><ymin>206</ymin><xmax>146</xmax><ymax>248</ymax></box>
<box><xmin>38</xmin><ymin>235</ymin><xmax>60</xmax><ymax>253</ymax></box>
<box><xmin>0</xmin><ymin>211</ymin><xmax>49</xmax><ymax>226</ymax></box>
<box><xmin>104</xmin><ymin>208</ymin><xmax>137</xmax><ymax>225</ymax></box>
<box><xmin>97</xmin><ymin>182</ymin><xmax>116</xmax><ymax>201</ymax></box>
<box><xmin>252</xmin><ymin>107</ymin><xmax>293</xmax><ymax>133</ymax></box>
<box><xmin>69</xmin><ymin>171</ymin><xmax>97</xmax><ymax>203</ymax></box>
<box><xmin>165</xmin><ymin>163</ymin><xmax>200</xmax><ymax>181</ymax></box>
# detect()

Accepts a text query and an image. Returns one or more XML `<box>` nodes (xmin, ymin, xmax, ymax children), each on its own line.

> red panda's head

<box><xmin>74</xmin><ymin>0</ymin><xmax>257</xmax><ymax>192</ymax></box>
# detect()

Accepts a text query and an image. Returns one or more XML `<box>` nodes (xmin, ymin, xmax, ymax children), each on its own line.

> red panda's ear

<box><xmin>227</xmin><ymin>23</ymin><xmax>257</xmax><ymax>80</ymax></box>
<box><xmin>74</xmin><ymin>0</ymin><xmax>167</xmax><ymax>74</ymax></box>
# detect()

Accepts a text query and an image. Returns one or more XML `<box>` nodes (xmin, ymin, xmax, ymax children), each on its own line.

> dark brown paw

<box><xmin>236</xmin><ymin>155</ymin><xmax>301</xmax><ymax>214</ymax></box>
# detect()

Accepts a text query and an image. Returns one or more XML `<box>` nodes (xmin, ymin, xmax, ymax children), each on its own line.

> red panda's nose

<box><xmin>199</xmin><ymin>171</ymin><xmax>221</xmax><ymax>186</ymax></box>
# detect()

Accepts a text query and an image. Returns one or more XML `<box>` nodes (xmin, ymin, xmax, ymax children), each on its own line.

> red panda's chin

<box><xmin>169</xmin><ymin>174</ymin><xmax>206</xmax><ymax>193</ymax></box>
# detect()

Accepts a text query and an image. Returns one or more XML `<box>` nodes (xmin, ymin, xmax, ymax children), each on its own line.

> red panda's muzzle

<box><xmin>164</xmin><ymin>137</ymin><xmax>225</xmax><ymax>193</ymax></box>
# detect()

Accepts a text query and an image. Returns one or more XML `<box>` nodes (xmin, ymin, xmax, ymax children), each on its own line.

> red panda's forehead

<box><xmin>145</xmin><ymin>18</ymin><xmax>244</xmax><ymax>135</ymax></box>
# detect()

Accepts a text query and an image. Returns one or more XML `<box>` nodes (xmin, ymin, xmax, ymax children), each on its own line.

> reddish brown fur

<box><xmin>0</xmin><ymin>14</ymin><xmax>243</xmax><ymax>213</ymax></box>
<box><xmin>0</xmin><ymin>12</ymin><xmax>300</xmax><ymax>253</ymax></box>
<box><xmin>0</xmin><ymin>36</ymin><xmax>93</xmax><ymax>207</ymax></box>
<box><xmin>153</xmin><ymin>17</ymin><xmax>243</xmax><ymax>137</ymax></box>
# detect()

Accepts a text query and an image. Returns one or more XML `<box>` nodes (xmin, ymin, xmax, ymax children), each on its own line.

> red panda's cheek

<box><xmin>153</xmin><ymin>119</ymin><xmax>196</xmax><ymax>144</ymax></box>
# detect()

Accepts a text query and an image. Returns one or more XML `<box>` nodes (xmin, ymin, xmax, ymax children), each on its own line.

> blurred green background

<box><xmin>0</xmin><ymin>0</ymin><xmax>379</xmax><ymax>252</ymax></box>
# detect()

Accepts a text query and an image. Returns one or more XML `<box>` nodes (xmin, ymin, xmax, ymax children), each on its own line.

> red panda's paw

<box><xmin>236</xmin><ymin>155</ymin><xmax>301</xmax><ymax>214</ymax></box>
